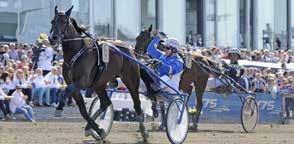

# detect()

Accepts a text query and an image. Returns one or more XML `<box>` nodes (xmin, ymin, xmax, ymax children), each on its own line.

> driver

<box><xmin>224</xmin><ymin>48</ymin><xmax>245</xmax><ymax>81</ymax></box>
<box><xmin>146</xmin><ymin>34</ymin><xmax>184</xmax><ymax>93</ymax></box>
<box><xmin>144</xmin><ymin>34</ymin><xmax>184</xmax><ymax>130</ymax></box>
<box><xmin>206</xmin><ymin>48</ymin><xmax>245</xmax><ymax>93</ymax></box>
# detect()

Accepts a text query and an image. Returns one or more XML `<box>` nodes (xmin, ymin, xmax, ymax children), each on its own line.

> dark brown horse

<box><xmin>49</xmin><ymin>6</ymin><xmax>147</xmax><ymax>140</ymax></box>
<box><xmin>135</xmin><ymin>25</ymin><xmax>219</xmax><ymax>130</ymax></box>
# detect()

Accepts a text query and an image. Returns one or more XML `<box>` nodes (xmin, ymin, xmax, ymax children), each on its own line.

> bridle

<box><xmin>134</xmin><ymin>31</ymin><xmax>154</xmax><ymax>57</ymax></box>
<box><xmin>50</xmin><ymin>13</ymin><xmax>92</xmax><ymax>69</ymax></box>
<box><xmin>50</xmin><ymin>13</ymin><xmax>83</xmax><ymax>46</ymax></box>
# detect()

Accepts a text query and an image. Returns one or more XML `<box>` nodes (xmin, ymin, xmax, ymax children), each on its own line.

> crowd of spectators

<box><xmin>0</xmin><ymin>33</ymin><xmax>70</xmax><ymax>122</ymax></box>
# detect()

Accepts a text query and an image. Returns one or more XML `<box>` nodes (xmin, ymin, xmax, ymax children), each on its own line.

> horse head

<box><xmin>49</xmin><ymin>5</ymin><xmax>77</xmax><ymax>47</ymax></box>
<box><xmin>134</xmin><ymin>25</ymin><xmax>153</xmax><ymax>55</ymax></box>
<box><xmin>135</xmin><ymin>25</ymin><xmax>166</xmax><ymax>55</ymax></box>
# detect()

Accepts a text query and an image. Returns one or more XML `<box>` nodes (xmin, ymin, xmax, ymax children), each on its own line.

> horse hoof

<box><xmin>143</xmin><ymin>131</ymin><xmax>149</xmax><ymax>139</ymax></box>
<box><xmin>84</xmin><ymin>129</ymin><xmax>106</xmax><ymax>141</ymax></box>
<box><xmin>190</xmin><ymin>125</ymin><xmax>198</xmax><ymax>131</ymax></box>
<box><xmin>143</xmin><ymin>138</ymin><xmax>148</xmax><ymax>144</ymax></box>
<box><xmin>99</xmin><ymin>129</ymin><xmax>106</xmax><ymax>139</ymax></box>
<box><xmin>84</xmin><ymin>129</ymin><xmax>93</xmax><ymax>137</ymax></box>
<box><xmin>139</xmin><ymin>125</ymin><xmax>149</xmax><ymax>140</ymax></box>
<box><xmin>157</xmin><ymin>123</ymin><xmax>166</xmax><ymax>131</ymax></box>
<box><xmin>54</xmin><ymin>110</ymin><xmax>63</xmax><ymax>117</ymax></box>
<box><xmin>91</xmin><ymin>130</ymin><xmax>102</xmax><ymax>141</ymax></box>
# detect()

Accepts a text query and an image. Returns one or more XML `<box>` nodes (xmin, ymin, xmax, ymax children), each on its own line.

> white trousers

<box><xmin>160</xmin><ymin>71</ymin><xmax>183</xmax><ymax>93</ymax></box>
<box><xmin>116</xmin><ymin>71</ymin><xmax>183</xmax><ymax>93</ymax></box>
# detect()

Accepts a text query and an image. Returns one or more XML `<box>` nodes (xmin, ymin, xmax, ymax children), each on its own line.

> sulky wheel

<box><xmin>166</xmin><ymin>98</ymin><xmax>189</xmax><ymax>144</ymax></box>
<box><xmin>86</xmin><ymin>97</ymin><xmax>114</xmax><ymax>140</ymax></box>
<box><xmin>241</xmin><ymin>95</ymin><xmax>259</xmax><ymax>133</ymax></box>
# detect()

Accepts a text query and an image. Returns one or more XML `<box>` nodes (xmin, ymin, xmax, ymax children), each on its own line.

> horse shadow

<box><xmin>82</xmin><ymin>140</ymin><xmax>149</xmax><ymax>144</ymax></box>
<box><xmin>188</xmin><ymin>129</ymin><xmax>236</xmax><ymax>133</ymax></box>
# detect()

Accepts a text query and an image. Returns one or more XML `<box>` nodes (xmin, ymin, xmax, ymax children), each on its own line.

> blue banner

<box><xmin>188</xmin><ymin>92</ymin><xmax>283</xmax><ymax>123</ymax></box>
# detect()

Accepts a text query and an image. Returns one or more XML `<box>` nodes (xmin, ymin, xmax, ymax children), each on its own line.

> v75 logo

<box><xmin>203</xmin><ymin>99</ymin><xmax>217</xmax><ymax>108</ymax></box>
<box><xmin>257</xmin><ymin>100</ymin><xmax>275</xmax><ymax>110</ymax></box>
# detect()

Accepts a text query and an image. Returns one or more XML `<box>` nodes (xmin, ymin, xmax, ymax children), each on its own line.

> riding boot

<box><xmin>158</xmin><ymin>101</ymin><xmax>166</xmax><ymax>131</ymax></box>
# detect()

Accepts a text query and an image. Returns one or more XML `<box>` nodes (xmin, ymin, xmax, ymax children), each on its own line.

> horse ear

<box><xmin>55</xmin><ymin>6</ymin><xmax>58</xmax><ymax>14</ymax></box>
<box><xmin>148</xmin><ymin>24</ymin><xmax>153</xmax><ymax>32</ymax></box>
<box><xmin>66</xmin><ymin>5</ymin><xmax>74</xmax><ymax>17</ymax></box>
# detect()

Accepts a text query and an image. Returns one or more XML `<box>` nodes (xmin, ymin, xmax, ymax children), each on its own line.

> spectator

<box><xmin>31</xmin><ymin>68</ymin><xmax>50</xmax><ymax>106</ymax></box>
<box><xmin>239</xmin><ymin>69</ymin><xmax>251</xmax><ymax>90</ymax></box>
<box><xmin>251</xmin><ymin>73</ymin><xmax>266</xmax><ymax>92</ymax></box>
<box><xmin>19</xmin><ymin>55</ymin><xmax>30</xmax><ymax>69</ymax></box>
<box><xmin>8</xmin><ymin>43</ymin><xmax>20</xmax><ymax>61</ymax></box>
<box><xmin>1</xmin><ymin>71</ymin><xmax>12</xmax><ymax>115</ymax></box>
<box><xmin>12</xmin><ymin>69</ymin><xmax>32</xmax><ymax>105</ymax></box>
<box><xmin>275</xmin><ymin>36</ymin><xmax>282</xmax><ymax>50</ymax></box>
<box><xmin>53</xmin><ymin>48</ymin><xmax>63</xmax><ymax>62</ymax></box>
<box><xmin>2</xmin><ymin>45</ymin><xmax>10</xmax><ymax>66</ymax></box>
<box><xmin>56</xmin><ymin>65</ymin><xmax>73</xmax><ymax>107</ymax></box>
<box><xmin>4</xmin><ymin>67</ymin><xmax>16</xmax><ymax>95</ymax></box>
<box><xmin>276</xmin><ymin>73</ymin><xmax>285</xmax><ymax>90</ymax></box>
<box><xmin>0</xmin><ymin>45</ymin><xmax>6</xmax><ymax>61</ymax></box>
<box><xmin>9</xmin><ymin>84</ymin><xmax>36</xmax><ymax>123</ymax></box>
<box><xmin>186</xmin><ymin>31</ymin><xmax>194</xmax><ymax>46</ymax></box>
<box><xmin>262</xmin><ymin>49</ymin><xmax>271</xmax><ymax>62</ymax></box>
<box><xmin>195</xmin><ymin>34</ymin><xmax>202</xmax><ymax>47</ymax></box>
<box><xmin>0</xmin><ymin>82</ymin><xmax>9</xmax><ymax>120</ymax></box>
<box><xmin>37</xmin><ymin>37</ymin><xmax>54</xmax><ymax>76</ymax></box>
<box><xmin>266</xmin><ymin>75</ymin><xmax>278</xmax><ymax>98</ymax></box>
<box><xmin>45</xmin><ymin>67</ymin><xmax>59</xmax><ymax>107</ymax></box>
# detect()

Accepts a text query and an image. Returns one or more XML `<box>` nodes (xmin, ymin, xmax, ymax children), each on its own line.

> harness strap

<box><xmin>69</xmin><ymin>48</ymin><xmax>86</xmax><ymax>68</ymax></box>
<box><xmin>62</xmin><ymin>38</ymin><xmax>84</xmax><ymax>42</ymax></box>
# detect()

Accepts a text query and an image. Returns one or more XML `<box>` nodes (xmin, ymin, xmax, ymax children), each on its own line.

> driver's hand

<box><xmin>150</xmin><ymin>59</ymin><xmax>162</xmax><ymax>68</ymax></box>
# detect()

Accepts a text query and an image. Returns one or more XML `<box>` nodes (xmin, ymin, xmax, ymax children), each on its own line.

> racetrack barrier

<box><xmin>188</xmin><ymin>91</ymin><xmax>283</xmax><ymax>124</ymax></box>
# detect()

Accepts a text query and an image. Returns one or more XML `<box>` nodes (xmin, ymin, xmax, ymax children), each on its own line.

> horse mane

<box><xmin>191</xmin><ymin>51</ymin><xmax>207</xmax><ymax>61</ymax></box>
<box><xmin>70</xmin><ymin>18</ymin><xmax>85</xmax><ymax>34</ymax></box>
<box><xmin>190</xmin><ymin>51</ymin><xmax>221</xmax><ymax>71</ymax></box>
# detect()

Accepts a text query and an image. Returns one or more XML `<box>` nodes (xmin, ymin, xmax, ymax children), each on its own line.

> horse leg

<box><xmin>140</xmin><ymin>68</ymin><xmax>158</xmax><ymax>118</ymax></box>
<box><xmin>66</xmin><ymin>83</ymin><xmax>106</xmax><ymax>138</ymax></box>
<box><xmin>85</xmin><ymin>85</ymin><xmax>112</xmax><ymax>132</ymax></box>
<box><xmin>158</xmin><ymin>101</ymin><xmax>166</xmax><ymax>131</ymax></box>
<box><xmin>192</xmin><ymin>75</ymin><xmax>208</xmax><ymax>131</ymax></box>
<box><xmin>121</xmin><ymin>76</ymin><xmax>148</xmax><ymax>142</ymax></box>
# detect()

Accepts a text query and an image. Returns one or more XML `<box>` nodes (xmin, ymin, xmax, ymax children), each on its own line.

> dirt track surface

<box><xmin>0</xmin><ymin>120</ymin><xmax>294</xmax><ymax>144</ymax></box>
